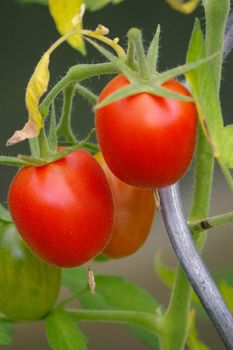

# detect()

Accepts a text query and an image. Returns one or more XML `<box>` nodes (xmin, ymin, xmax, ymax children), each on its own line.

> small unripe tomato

<box><xmin>0</xmin><ymin>223</ymin><xmax>60</xmax><ymax>321</ymax></box>
<box><xmin>8</xmin><ymin>149</ymin><xmax>114</xmax><ymax>267</ymax></box>
<box><xmin>95</xmin><ymin>152</ymin><xmax>155</xmax><ymax>258</ymax></box>
<box><xmin>95</xmin><ymin>75</ymin><xmax>198</xmax><ymax>188</ymax></box>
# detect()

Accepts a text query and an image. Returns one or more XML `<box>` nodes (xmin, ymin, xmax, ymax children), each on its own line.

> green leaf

<box><xmin>0</xmin><ymin>322</ymin><xmax>13</xmax><ymax>345</ymax></box>
<box><xmin>85</xmin><ymin>0</ymin><xmax>125</xmax><ymax>11</ymax></box>
<box><xmin>0</xmin><ymin>205</ymin><xmax>12</xmax><ymax>223</ymax></box>
<box><xmin>219</xmin><ymin>281</ymin><xmax>233</xmax><ymax>313</ymax></box>
<box><xmin>16</xmin><ymin>0</ymin><xmax>48</xmax><ymax>5</ymax></box>
<box><xmin>146</xmin><ymin>26</ymin><xmax>161</xmax><ymax>73</ymax></box>
<box><xmin>46</xmin><ymin>310</ymin><xmax>87</xmax><ymax>350</ymax></box>
<box><xmin>154</xmin><ymin>255</ymin><xmax>175</xmax><ymax>289</ymax></box>
<box><xmin>158</xmin><ymin>51</ymin><xmax>219</xmax><ymax>86</ymax></box>
<box><xmin>62</xmin><ymin>267</ymin><xmax>88</xmax><ymax>294</ymax></box>
<box><xmin>80</xmin><ymin>275</ymin><xmax>160</xmax><ymax>349</ymax></box>
<box><xmin>219</xmin><ymin>126</ymin><xmax>233</xmax><ymax>168</ymax></box>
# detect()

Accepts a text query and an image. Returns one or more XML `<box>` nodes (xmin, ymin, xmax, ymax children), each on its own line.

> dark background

<box><xmin>0</xmin><ymin>0</ymin><xmax>233</xmax><ymax>349</ymax></box>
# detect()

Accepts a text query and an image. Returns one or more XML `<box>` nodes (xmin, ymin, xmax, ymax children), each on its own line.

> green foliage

<box><xmin>154</xmin><ymin>255</ymin><xmax>175</xmax><ymax>289</ymax></box>
<box><xmin>46</xmin><ymin>310</ymin><xmax>87</xmax><ymax>350</ymax></box>
<box><xmin>62</xmin><ymin>268</ymin><xmax>160</xmax><ymax>348</ymax></box>
<box><xmin>0</xmin><ymin>322</ymin><xmax>13</xmax><ymax>345</ymax></box>
<box><xmin>62</xmin><ymin>267</ymin><xmax>88</xmax><ymax>294</ymax></box>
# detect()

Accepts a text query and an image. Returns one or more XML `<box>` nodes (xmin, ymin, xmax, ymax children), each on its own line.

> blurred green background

<box><xmin>0</xmin><ymin>0</ymin><xmax>233</xmax><ymax>349</ymax></box>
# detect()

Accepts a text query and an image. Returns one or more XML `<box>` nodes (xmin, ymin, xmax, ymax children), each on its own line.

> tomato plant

<box><xmin>1</xmin><ymin>0</ymin><xmax>233</xmax><ymax>349</ymax></box>
<box><xmin>95</xmin><ymin>152</ymin><xmax>155</xmax><ymax>258</ymax></box>
<box><xmin>96</xmin><ymin>75</ymin><xmax>198</xmax><ymax>188</ymax></box>
<box><xmin>0</xmin><ymin>222</ymin><xmax>60</xmax><ymax>321</ymax></box>
<box><xmin>8</xmin><ymin>149</ymin><xmax>114</xmax><ymax>267</ymax></box>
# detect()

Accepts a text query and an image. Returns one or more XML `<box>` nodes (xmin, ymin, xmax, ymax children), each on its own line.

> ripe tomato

<box><xmin>95</xmin><ymin>152</ymin><xmax>155</xmax><ymax>258</ymax></box>
<box><xmin>8</xmin><ymin>149</ymin><xmax>113</xmax><ymax>267</ymax></box>
<box><xmin>0</xmin><ymin>222</ymin><xmax>60</xmax><ymax>321</ymax></box>
<box><xmin>95</xmin><ymin>75</ymin><xmax>197</xmax><ymax>188</ymax></box>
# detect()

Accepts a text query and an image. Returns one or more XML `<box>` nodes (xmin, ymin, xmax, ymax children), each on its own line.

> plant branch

<box><xmin>39</xmin><ymin>62</ymin><xmax>117</xmax><ymax>119</ymax></box>
<box><xmin>57</xmin><ymin>83</ymin><xmax>77</xmax><ymax>143</ymax></box>
<box><xmin>66</xmin><ymin>308</ymin><xmax>162</xmax><ymax>335</ymax></box>
<box><xmin>189</xmin><ymin>210</ymin><xmax>233</xmax><ymax>233</ymax></box>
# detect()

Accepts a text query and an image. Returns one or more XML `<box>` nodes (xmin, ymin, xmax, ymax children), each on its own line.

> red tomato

<box><xmin>8</xmin><ymin>149</ymin><xmax>113</xmax><ymax>268</ymax></box>
<box><xmin>95</xmin><ymin>75</ymin><xmax>197</xmax><ymax>188</ymax></box>
<box><xmin>95</xmin><ymin>152</ymin><xmax>155</xmax><ymax>258</ymax></box>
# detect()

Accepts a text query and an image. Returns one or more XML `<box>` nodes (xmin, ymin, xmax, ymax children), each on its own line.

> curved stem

<box><xmin>57</xmin><ymin>83</ymin><xmax>77</xmax><ymax>143</ymax></box>
<box><xmin>66</xmin><ymin>308</ymin><xmax>162</xmax><ymax>335</ymax></box>
<box><xmin>39</xmin><ymin>62</ymin><xmax>117</xmax><ymax>119</ymax></box>
<box><xmin>158</xmin><ymin>185</ymin><xmax>233</xmax><ymax>349</ymax></box>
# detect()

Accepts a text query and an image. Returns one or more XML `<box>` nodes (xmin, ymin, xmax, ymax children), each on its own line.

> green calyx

<box><xmin>86</xmin><ymin>27</ymin><xmax>219</xmax><ymax>110</ymax></box>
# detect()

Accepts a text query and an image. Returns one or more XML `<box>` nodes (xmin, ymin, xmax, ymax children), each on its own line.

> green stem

<box><xmin>39</xmin><ymin>62</ymin><xmax>117</xmax><ymax>119</ymax></box>
<box><xmin>203</xmin><ymin>0</ymin><xmax>230</xmax><ymax>94</ymax></box>
<box><xmin>38</xmin><ymin>128</ymin><xmax>51</xmax><ymax>158</ymax></box>
<box><xmin>57</xmin><ymin>83</ymin><xmax>77</xmax><ymax>143</ymax></box>
<box><xmin>66</xmin><ymin>308</ymin><xmax>162</xmax><ymax>335</ymax></box>
<box><xmin>125</xmin><ymin>37</ymin><xmax>138</xmax><ymax>70</ymax></box>
<box><xmin>75</xmin><ymin>84</ymin><xmax>98</xmax><ymax>106</ymax></box>
<box><xmin>161</xmin><ymin>126</ymin><xmax>214</xmax><ymax>350</ymax></box>
<box><xmin>127</xmin><ymin>28</ymin><xmax>150</xmax><ymax>80</ymax></box>
<box><xmin>189</xmin><ymin>210</ymin><xmax>233</xmax><ymax>233</ymax></box>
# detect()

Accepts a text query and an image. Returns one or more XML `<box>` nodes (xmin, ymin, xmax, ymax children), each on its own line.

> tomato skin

<box><xmin>95</xmin><ymin>152</ymin><xmax>155</xmax><ymax>258</ymax></box>
<box><xmin>95</xmin><ymin>75</ymin><xmax>198</xmax><ymax>188</ymax></box>
<box><xmin>0</xmin><ymin>223</ymin><xmax>60</xmax><ymax>321</ymax></box>
<box><xmin>8</xmin><ymin>149</ymin><xmax>114</xmax><ymax>267</ymax></box>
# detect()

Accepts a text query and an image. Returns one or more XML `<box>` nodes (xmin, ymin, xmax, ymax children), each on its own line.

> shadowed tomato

<box><xmin>0</xmin><ymin>223</ymin><xmax>60</xmax><ymax>321</ymax></box>
<box><xmin>95</xmin><ymin>152</ymin><xmax>155</xmax><ymax>258</ymax></box>
<box><xmin>95</xmin><ymin>75</ymin><xmax>197</xmax><ymax>188</ymax></box>
<box><xmin>8</xmin><ymin>149</ymin><xmax>113</xmax><ymax>267</ymax></box>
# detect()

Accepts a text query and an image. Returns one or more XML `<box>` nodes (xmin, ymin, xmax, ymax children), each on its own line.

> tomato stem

<box><xmin>57</xmin><ymin>83</ymin><xmax>77</xmax><ymax>143</ymax></box>
<box><xmin>75</xmin><ymin>84</ymin><xmax>98</xmax><ymax>106</ymax></box>
<box><xmin>127</xmin><ymin>28</ymin><xmax>150</xmax><ymax>80</ymax></box>
<box><xmin>125</xmin><ymin>37</ymin><xmax>138</xmax><ymax>70</ymax></box>
<box><xmin>38</xmin><ymin>128</ymin><xmax>51</xmax><ymax>158</ymax></box>
<box><xmin>39</xmin><ymin>62</ymin><xmax>117</xmax><ymax>119</ymax></box>
<box><xmin>159</xmin><ymin>185</ymin><xmax>233</xmax><ymax>349</ymax></box>
<box><xmin>66</xmin><ymin>308</ymin><xmax>163</xmax><ymax>335</ymax></box>
<box><xmin>189</xmin><ymin>210</ymin><xmax>233</xmax><ymax>233</ymax></box>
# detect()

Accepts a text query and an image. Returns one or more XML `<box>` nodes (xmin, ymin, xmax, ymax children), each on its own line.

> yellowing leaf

<box><xmin>7</xmin><ymin>53</ymin><xmax>50</xmax><ymax>146</ymax></box>
<box><xmin>49</xmin><ymin>0</ymin><xmax>86</xmax><ymax>54</ymax></box>
<box><xmin>166</xmin><ymin>0</ymin><xmax>200</xmax><ymax>14</ymax></box>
